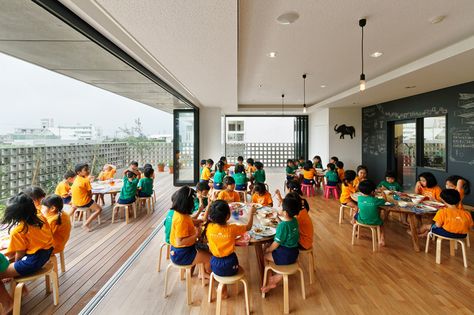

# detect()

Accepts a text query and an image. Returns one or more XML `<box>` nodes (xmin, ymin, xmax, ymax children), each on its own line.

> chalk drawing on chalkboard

<box><xmin>449</xmin><ymin>126</ymin><xmax>474</xmax><ymax>165</ymax></box>
<box><xmin>458</xmin><ymin>93</ymin><xmax>474</xmax><ymax>109</ymax></box>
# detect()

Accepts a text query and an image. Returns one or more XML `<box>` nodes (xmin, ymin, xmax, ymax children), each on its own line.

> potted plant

<box><xmin>168</xmin><ymin>160</ymin><xmax>174</xmax><ymax>174</ymax></box>
<box><xmin>157</xmin><ymin>161</ymin><xmax>165</xmax><ymax>172</ymax></box>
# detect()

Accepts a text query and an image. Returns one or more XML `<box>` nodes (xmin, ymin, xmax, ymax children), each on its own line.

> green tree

<box><xmin>118</xmin><ymin>118</ymin><xmax>152</xmax><ymax>164</ymax></box>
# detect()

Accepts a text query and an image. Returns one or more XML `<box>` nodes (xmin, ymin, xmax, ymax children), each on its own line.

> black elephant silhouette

<box><xmin>334</xmin><ymin>124</ymin><xmax>356</xmax><ymax>139</ymax></box>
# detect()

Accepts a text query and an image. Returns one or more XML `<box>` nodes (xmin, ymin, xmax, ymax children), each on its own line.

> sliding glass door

<box><xmin>173</xmin><ymin>109</ymin><xmax>199</xmax><ymax>185</ymax></box>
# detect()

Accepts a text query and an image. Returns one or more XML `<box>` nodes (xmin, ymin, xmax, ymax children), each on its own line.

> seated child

<box><xmin>353</xmin><ymin>180</ymin><xmax>386</xmax><ymax>246</ymax></box>
<box><xmin>378</xmin><ymin>170</ymin><xmax>402</xmax><ymax>192</ymax></box>
<box><xmin>336</xmin><ymin>161</ymin><xmax>345</xmax><ymax>182</ymax></box>
<box><xmin>23</xmin><ymin>186</ymin><xmax>46</xmax><ymax>213</ymax></box>
<box><xmin>418</xmin><ymin>189</ymin><xmax>473</xmax><ymax>238</ymax></box>
<box><xmin>445</xmin><ymin>175</ymin><xmax>470</xmax><ymax>209</ymax></box>
<box><xmin>415</xmin><ymin>172</ymin><xmax>442</xmax><ymax>201</ymax></box>
<box><xmin>220</xmin><ymin>156</ymin><xmax>231</xmax><ymax>173</ymax></box>
<box><xmin>200</xmin><ymin>159</ymin><xmax>214</xmax><ymax>184</ymax></box>
<box><xmin>217</xmin><ymin>177</ymin><xmax>241</xmax><ymax>203</ymax></box>
<box><xmin>261</xmin><ymin>196</ymin><xmax>300</xmax><ymax>293</ymax></box>
<box><xmin>312</xmin><ymin>156</ymin><xmax>323</xmax><ymax>169</ymax></box>
<box><xmin>41</xmin><ymin>194</ymin><xmax>71</xmax><ymax>254</ymax></box>
<box><xmin>71</xmin><ymin>163</ymin><xmax>102</xmax><ymax>231</ymax></box>
<box><xmin>98</xmin><ymin>164</ymin><xmax>116</xmax><ymax>181</ymax></box>
<box><xmin>124</xmin><ymin>161</ymin><xmax>141</xmax><ymax>179</ymax></box>
<box><xmin>297</xmin><ymin>156</ymin><xmax>305</xmax><ymax>168</ymax></box>
<box><xmin>213</xmin><ymin>161</ymin><xmax>226</xmax><ymax>190</ymax></box>
<box><xmin>329</xmin><ymin>156</ymin><xmax>339</xmax><ymax>166</ymax></box>
<box><xmin>252</xmin><ymin>183</ymin><xmax>273</xmax><ymax>206</ymax></box>
<box><xmin>199</xmin><ymin>159</ymin><xmax>207</xmax><ymax>178</ymax></box>
<box><xmin>285</xmin><ymin>159</ymin><xmax>297</xmax><ymax>182</ymax></box>
<box><xmin>206</xmin><ymin>200</ymin><xmax>256</xmax><ymax>277</ymax></box>
<box><xmin>138</xmin><ymin>167</ymin><xmax>154</xmax><ymax>197</ymax></box>
<box><xmin>253</xmin><ymin>162</ymin><xmax>266</xmax><ymax>184</ymax></box>
<box><xmin>143</xmin><ymin>164</ymin><xmax>155</xmax><ymax>179</ymax></box>
<box><xmin>353</xmin><ymin>165</ymin><xmax>368</xmax><ymax>190</ymax></box>
<box><xmin>324</xmin><ymin>163</ymin><xmax>339</xmax><ymax>187</ymax></box>
<box><xmin>169</xmin><ymin>186</ymin><xmax>211</xmax><ymax>275</ymax></box>
<box><xmin>339</xmin><ymin>170</ymin><xmax>358</xmax><ymax>210</ymax></box>
<box><xmin>236</xmin><ymin>156</ymin><xmax>244</xmax><ymax>167</ymax></box>
<box><xmin>194</xmin><ymin>182</ymin><xmax>210</xmax><ymax>214</ymax></box>
<box><xmin>246</xmin><ymin>158</ymin><xmax>256</xmax><ymax>175</ymax></box>
<box><xmin>55</xmin><ymin>170</ymin><xmax>76</xmax><ymax>205</ymax></box>
<box><xmin>233</xmin><ymin>164</ymin><xmax>248</xmax><ymax>191</ymax></box>
<box><xmin>118</xmin><ymin>171</ymin><xmax>139</xmax><ymax>204</ymax></box>
<box><xmin>302</xmin><ymin>161</ymin><xmax>316</xmax><ymax>185</ymax></box>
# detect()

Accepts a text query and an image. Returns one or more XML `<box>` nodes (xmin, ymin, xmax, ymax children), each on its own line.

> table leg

<box><xmin>110</xmin><ymin>193</ymin><xmax>116</xmax><ymax>205</ymax></box>
<box><xmin>254</xmin><ymin>244</ymin><xmax>265</xmax><ymax>282</ymax></box>
<box><xmin>408</xmin><ymin>214</ymin><xmax>420</xmax><ymax>252</ymax></box>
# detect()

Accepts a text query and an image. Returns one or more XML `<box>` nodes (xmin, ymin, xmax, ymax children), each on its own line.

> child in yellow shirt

<box><xmin>246</xmin><ymin>158</ymin><xmax>256</xmax><ymax>175</ymax></box>
<box><xmin>200</xmin><ymin>159</ymin><xmax>214</xmax><ymax>183</ymax></box>
<box><xmin>302</xmin><ymin>161</ymin><xmax>316</xmax><ymax>185</ymax></box>
<box><xmin>23</xmin><ymin>186</ymin><xmax>46</xmax><ymax>213</ymax></box>
<box><xmin>41</xmin><ymin>194</ymin><xmax>71</xmax><ymax>254</ymax></box>
<box><xmin>98</xmin><ymin>164</ymin><xmax>116</xmax><ymax>181</ymax></box>
<box><xmin>353</xmin><ymin>165</ymin><xmax>368</xmax><ymax>190</ymax></box>
<box><xmin>217</xmin><ymin>177</ymin><xmax>241</xmax><ymax>203</ymax></box>
<box><xmin>55</xmin><ymin>170</ymin><xmax>76</xmax><ymax>205</ymax></box>
<box><xmin>336</xmin><ymin>161</ymin><xmax>345</xmax><ymax>182</ymax></box>
<box><xmin>339</xmin><ymin>170</ymin><xmax>358</xmax><ymax>210</ymax></box>
<box><xmin>251</xmin><ymin>183</ymin><xmax>273</xmax><ymax>206</ymax></box>
<box><xmin>415</xmin><ymin>172</ymin><xmax>442</xmax><ymax>201</ymax></box>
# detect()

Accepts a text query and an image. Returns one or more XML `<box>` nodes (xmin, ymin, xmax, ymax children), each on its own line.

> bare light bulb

<box><xmin>359</xmin><ymin>73</ymin><xmax>366</xmax><ymax>91</ymax></box>
<box><xmin>303</xmin><ymin>106</ymin><xmax>307</xmax><ymax>113</ymax></box>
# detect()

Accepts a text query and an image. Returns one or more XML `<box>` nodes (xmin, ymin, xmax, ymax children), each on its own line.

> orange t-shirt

<box><xmin>433</xmin><ymin>207</ymin><xmax>473</xmax><ymax>234</ymax></box>
<box><xmin>6</xmin><ymin>221</ymin><xmax>54</xmax><ymax>256</ymax></box>
<box><xmin>296</xmin><ymin>209</ymin><xmax>314</xmax><ymax>249</ymax></box>
<box><xmin>45</xmin><ymin>212</ymin><xmax>71</xmax><ymax>254</ymax></box>
<box><xmin>337</xmin><ymin>168</ymin><xmax>344</xmax><ymax>181</ymax></box>
<box><xmin>246</xmin><ymin>165</ymin><xmax>256</xmax><ymax>174</ymax></box>
<box><xmin>71</xmin><ymin>175</ymin><xmax>92</xmax><ymax>207</ymax></box>
<box><xmin>251</xmin><ymin>192</ymin><xmax>273</xmax><ymax>206</ymax></box>
<box><xmin>99</xmin><ymin>169</ymin><xmax>116</xmax><ymax>181</ymax></box>
<box><xmin>206</xmin><ymin>223</ymin><xmax>247</xmax><ymax>257</ymax></box>
<box><xmin>217</xmin><ymin>190</ymin><xmax>241</xmax><ymax>203</ymax></box>
<box><xmin>55</xmin><ymin>180</ymin><xmax>71</xmax><ymax>198</ymax></box>
<box><xmin>303</xmin><ymin>169</ymin><xmax>316</xmax><ymax>180</ymax></box>
<box><xmin>170</xmin><ymin>212</ymin><xmax>196</xmax><ymax>248</ymax></box>
<box><xmin>340</xmin><ymin>183</ymin><xmax>356</xmax><ymax>204</ymax></box>
<box><xmin>420</xmin><ymin>186</ymin><xmax>442</xmax><ymax>201</ymax></box>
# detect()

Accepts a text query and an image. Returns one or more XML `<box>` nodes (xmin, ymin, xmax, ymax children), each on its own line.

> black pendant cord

<box><xmin>361</xmin><ymin>24</ymin><xmax>364</xmax><ymax>76</ymax></box>
<box><xmin>281</xmin><ymin>94</ymin><xmax>285</xmax><ymax>116</ymax></box>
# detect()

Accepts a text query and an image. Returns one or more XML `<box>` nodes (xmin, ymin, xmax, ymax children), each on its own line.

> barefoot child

<box><xmin>55</xmin><ymin>170</ymin><xmax>76</xmax><ymax>205</ymax></box>
<box><xmin>41</xmin><ymin>194</ymin><xmax>71</xmax><ymax>255</ymax></box>
<box><xmin>261</xmin><ymin>197</ymin><xmax>300</xmax><ymax>293</ymax></box>
<box><xmin>251</xmin><ymin>183</ymin><xmax>273</xmax><ymax>206</ymax></box>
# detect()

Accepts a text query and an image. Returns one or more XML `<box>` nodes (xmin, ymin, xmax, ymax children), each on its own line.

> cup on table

<box><xmin>232</xmin><ymin>209</ymin><xmax>239</xmax><ymax>220</ymax></box>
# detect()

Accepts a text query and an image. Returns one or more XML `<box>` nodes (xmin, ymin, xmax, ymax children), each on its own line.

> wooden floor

<box><xmin>91</xmin><ymin>171</ymin><xmax>474</xmax><ymax>315</ymax></box>
<box><xmin>19</xmin><ymin>172</ymin><xmax>176</xmax><ymax>315</ymax></box>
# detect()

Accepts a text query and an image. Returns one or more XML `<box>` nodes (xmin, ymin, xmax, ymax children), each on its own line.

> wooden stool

<box><xmin>208</xmin><ymin>268</ymin><xmax>250</xmax><ymax>315</ymax></box>
<box><xmin>138</xmin><ymin>196</ymin><xmax>153</xmax><ymax>214</ymax></box>
<box><xmin>301</xmin><ymin>184</ymin><xmax>315</xmax><ymax>197</ymax></box>
<box><xmin>339</xmin><ymin>205</ymin><xmax>354</xmax><ymax>224</ymax></box>
<box><xmin>262</xmin><ymin>262</ymin><xmax>306</xmax><ymax>314</ymax></box>
<box><xmin>51</xmin><ymin>251</ymin><xmax>66</xmax><ymax>274</ymax></box>
<box><xmin>299</xmin><ymin>247</ymin><xmax>316</xmax><ymax>284</ymax></box>
<box><xmin>72</xmin><ymin>207</ymin><xmax>101</xmax><ymax>227</ymax></box>
<box><xmin>152</xmin><ymin>190</ymin><xmax>157</xmax><ymax>210</ymax></box>
<box><xmin>11</xmin><ymin>261</ymin><xmax>59</xmax><ymax>315</ymax></box>
<box><xmin>164</xmin><ymin>262</ymin><xmax>205</xmax><ymax>305</ymax></box>
<box><xmin>324</xmin><ymin>185</ymin><xmax>339</xmax><ymax>199</ymax></box>
<box><xmin>425</xmin><ymin>232</ymin><xmax>468</xmax><ymax>268</ymax></box>
<box><xmin>235</xmin><ymin>190</ymin><xmax>247</xmax><ymax>203</ymax></box>
<box><xmin>352</xmin><ymin>221</ymin><xmax>380</xmax><ymax>252</ymax></box>
<box><xmin>157</xmin><ymin>242</ymin><xmax>170</xmax><ymax>272</ymax></box>
<box><xmin>112</xmin><ymin>202</ymin><xmax>136</xmax><ymax>224</ymax></box>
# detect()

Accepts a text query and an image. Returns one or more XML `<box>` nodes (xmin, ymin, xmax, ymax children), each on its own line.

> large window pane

<box><xmin>174</xmin><ymin>110</ymin><xmax>196</xmax><ymax>184</ymax></box>
<box><xmin>423</xmin><ymin>116</ymin><xmax>446</xmax><ymax>170</ymax></box>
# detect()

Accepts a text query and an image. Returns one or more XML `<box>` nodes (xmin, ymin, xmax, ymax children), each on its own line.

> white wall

<box><xmin>200</xmin><ymin>107</ymin><xmax>224</xmax><ymax>160</ymax></box>
<box><xmin>309</xmin><ymin>108</ymin><xmax>329</xmax><ymax>165</ymax></box>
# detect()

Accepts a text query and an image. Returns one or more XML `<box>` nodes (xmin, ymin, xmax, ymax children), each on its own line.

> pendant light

<box><xmin>281</xmin><ymin>93</ymin><xmax>285</xmax><ymax>115</ymax></box>
<box><xmin>359</xmin><ymin>18</ymin><xmax>366</xmax><ymax>91</ymax></box>
<box><xmin>302</xmin><ymin>74</ymin><xmax>307</xmax><ymax>113</ymax></box>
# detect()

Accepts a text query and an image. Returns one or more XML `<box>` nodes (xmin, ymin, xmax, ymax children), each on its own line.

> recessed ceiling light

<box><xmin>258</xmin><ymin>84</ymin><xmax>263</xmax><ymax>88</ymax></box>
<box><xmin>267</xmin><ymin>52</ymin><xmax>277</xmax><ymax>58</ymax></box>
<box><xmin>320</xmin><ymin>85</ymin><xmax>326</xmax><ymax>88</ymax></box>
<box><xmin>276</xmin><ymin>12</ymin><xmax>299</xmax><ymax>25</ymax></box>
<box><xmin>370</xmin><ymin>51</ymin><xmax>383</xmax><ymax>58</ymax></box>
<box><xmin>429</xmin><ymin>15</ymin><xmax>446</xmax><ymax>24</ymax></box>
<box><xmin>405</xmin><ymin>85</ymin><xmax>416</xmax><ymax>89</ymax></box>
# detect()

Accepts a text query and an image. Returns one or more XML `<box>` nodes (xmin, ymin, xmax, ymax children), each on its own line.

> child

<box><xmin>217</xmin><ymin>177</ymin><xmax>241</xmax><ymax>203</ymax></box>
<box><xmin>169</xmin><ymin>186</ymin><xmax>211</xmax><ymax>275</ymax></box>
<box><xmin>285</xmin><ymin>159</ymin><xmax>297</xmax><ymax>182</ymax></box>
<box><xmin>312</xmin><ymin>156</ymin><xmax>323</xmax><ymax>169</ymax></box>
<box><xmin>445</xmin><ymin>175</ymin><xmax>470</xmax><ymax>208</ymax></box>
<box><xmin>353</xmin><ymin>165</ymin><xmax>368</xmax><ymax>190</ymax></box>
<box><xmin>23</xmin><ymin>186</ymin><xmax>46</xmax><ymax>212</ymax></box>
<box><xmin>324</xmin><ymin>163</ymin><xmax>339</xmax><ymax>187</ymax></box>
<box><xmin>213</xmin><ymin>161</ymin><xmax>226</xmax><ymax>190</ymax></box>
<box><xmin>236</xmin><ymin>156</ymin><xmax>244</xmax><ymax>167</ymax></box>
<box><xmin>55</xmin><ymin>170</ymin><xmax>76</xmax><ymax>205</ymax></box>
<box><xmin>298</xmin><ymin>156</ymin><xmax>305</xmax><ymax>168</ymax></box>
<box><xmin>415</xmin><ymin>172</ymin><xmax>442</xmax><ymax>201</ymax></box>
<box><xmin>252</xmin><ymin>183</ymin><xmax>273</xmax><ymax>206</ymax></box>
<box><xmin>233</xmin><ymin>164</ymin><xmax>248</xmax><ymax>191</ymax></box>
<box><xmin>143</xmin><ymin>163</ymin><xmax>155</xmax><ymax>179</ymax></box>
<box><xmin>329</xmin><ymin>156</ymin><xmax>339</xmax><ymax>166</ymax></box>
<box><xmin>340</xmin><ymin>170</ymin><xmax>358</xmax><ymax>210</ymax></box>
<box><xmin>220</xmin><ymin>156</ymin><xmax>231</xmax><ymax>173</ymax></box>
<box><xmin>41</xmin><ymin>194</ymin><xmax>71</xmax><ymax>255</ymax></box>
<box><xmin>336</xmin><ymin>161</ymin><xmax>345</xmax><ymax>182</ymax></box>
<box><xmin>206</xmin><ymin>200</ymin><xmax>256</xmax><ymax>277</ymax></box>
<box><xmin>200</xmin><ymin>159</ymin><xmax>214</xmax><ymax>183</ymax></box>
<box><xmin>98</xmin><ymin>164</ymin><xmax>116</xmax><ymax>181</ymax></box>
<box><xmin>377</xmin><ymin>170</ymin><xmax>402</xmax><ymax>192</ymax></box>
<box><xmin>138</xmin><ymin>167</ymin><xmax>154</xmax><ymax>197</ymax></box>
<box><xmin>418</xmin><ymin>189</ymin><xmax>473</xmax><ymax>238</ymax></box>
<box><xmin>353</xmin><ymin>180</ymin><xmax>386</xmax><ymax>246</ymax></box>
<box><xmin>253</xmin><ymin>161</ymin><xmax>266</xmax><ymax>184</ymax></box>
<box><xmin>71</xmin><ymin>163</ymin><xmax>102</xmax><ymax>231</ymax></box>
<box><xmin>261</xmin><ymin>196</ymin><xmax>300</xmax><ymax>293</ymax></box>
<box><xmin>302</xmin><ymin>161</ymin><xmax>316</xmax><ymax>185</ymax></box>
<box><xmin>246</xmin><ymin>158</ymin><xmax>256</xmax><ymax>175</ymax></box>
<box><xmin>194</xmin><ymin>182</ymin><xmax>210</xmax><ymax>214</ymax></box>
<box><xmin>199</xmin><ymin>159</ymin><xmax>207</xmax><ymax>178</ymax></box>
<box><xmin>124</xmin><ymin>161</ymin><xmax>141</xmax><ymax>179</ymax></box>
<box><xmin>118</xmin><ymin>171</ymin><xmax>139</xmax><ymax>204</ymax></box>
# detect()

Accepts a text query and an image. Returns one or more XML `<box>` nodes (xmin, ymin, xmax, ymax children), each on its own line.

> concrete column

<box><xmin>199</xmin><ymin>107</ymin><xmax>224</xmax><ymax>160</ymax></box>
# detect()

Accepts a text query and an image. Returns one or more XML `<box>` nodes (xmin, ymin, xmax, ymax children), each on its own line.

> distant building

<box><xmin>49</xmin><ymin>125</ymin><xmax>97</xmax><ymax>141</ymax></box>
<box><xmin>149</xmin><ymin>134</ymin><xmax>173</xmax><ymax>143</ymax></box>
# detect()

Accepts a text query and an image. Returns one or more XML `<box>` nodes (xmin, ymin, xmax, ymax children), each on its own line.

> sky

<box><xmin>0</xmin><ymin>53</ymin><xmax>173</xmax><ymax>137</ymax></box>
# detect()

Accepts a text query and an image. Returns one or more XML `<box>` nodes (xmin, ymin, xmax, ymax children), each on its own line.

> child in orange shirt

<box><xmin>246</xmin><ymin>158</ymin><xmax>256</xmax><ymax>175</ymax></box>
<box><xmin>251</xmin><ymin>183</ymin><xmax>273</xmax><ymax>206</ymax></box>
<box><xmin>23</xmin><ymin>186</ymin><xmax>46</xmax><ymax>213</ymax></box>
<box><xmin>340</xmin><ymin>170</ymin><xmax>358</xmax><ymax>210</ymax></box>
<box><xmin>55</xmin><ymin>170</ymin><xmax>76</xmax><ymax>205</ymax></box>
<box><xmin>336</xmin><ymin>161</ymin><xmax>345</xmax><ymax>182</ymax></box>
<box><xmin>217</xmin><ymin>177</ymin><xmax>241</xmax><ymax>203</ymax></box>
<box><xmin>302</xmin><ymin>161</ymin><xmax>316</xmax><ymax>185</ymax></box>
<box><xmin>98</xmin><ymin>164</ymin><xmax>116</xmax><ymax>181</ymax></box>
<box><xmin>445</xmin><ymin>175</ymin><xmax>470</xmax><ymax>208</ymax></box>
<box><xmin>353</xmin><ymin>165</ymin><xmax>368</xmax><ymax>190</ymax></box>
<box><xmin>415</xmin><ymin>172</ymin><xmax>442</xmax><ymax>201</ymax></box>
<box><xmin>41</xmin><ymin>194</ymin><xmax>71</xmax><ymax>255</ymax></box>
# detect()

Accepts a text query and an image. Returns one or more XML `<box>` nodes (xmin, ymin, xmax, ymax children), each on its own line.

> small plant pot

<box><xmin>168</xmin><ymin>166</ymin><xmax>174</xmax><ymax>174</ymax></box>
<box><xmin>157</xmin><ymin>165</ymin><xmax>165</xmax><ymax>172</ymax></box>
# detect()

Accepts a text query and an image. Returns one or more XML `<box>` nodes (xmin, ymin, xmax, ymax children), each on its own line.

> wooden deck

<box><xmin>91</xmin><ymin>171</ymin><xmax>474</xmax><ymax>315</ymax></box>
<box><xmin>19</xmin><ymin>172</ymin><xmax>176</xmax><ymax>315</ymax></box>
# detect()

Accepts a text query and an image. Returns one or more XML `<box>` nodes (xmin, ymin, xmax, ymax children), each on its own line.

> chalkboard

<box><xmin>449</xmin><ymin>93</ymin><xmax>474</xmax><ymax>164</ymax></box>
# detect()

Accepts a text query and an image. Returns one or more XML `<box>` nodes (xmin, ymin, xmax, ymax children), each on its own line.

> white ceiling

<box><xmin>53</xmin><ymin>0</ymin><xmax>474</xmax><ymax>113</ymax></box>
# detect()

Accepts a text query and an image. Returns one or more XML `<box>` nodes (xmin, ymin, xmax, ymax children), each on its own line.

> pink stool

<box><xmin>324</xmin><ymin>185</ymin><xmax>339</xmax><ymax>199</ymax></box>
<box><xmin>301</xmin><ymin>184</ymin><xmax>315</xmax><ymax>197</ymax></box>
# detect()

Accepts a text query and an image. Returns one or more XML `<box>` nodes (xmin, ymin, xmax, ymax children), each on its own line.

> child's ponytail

<box><xmin>42</xmin><ymin>194</ymin><xmax>64</xmax><ymax>225</ymax></box>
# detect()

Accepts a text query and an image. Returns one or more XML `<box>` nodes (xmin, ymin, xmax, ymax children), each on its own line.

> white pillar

<box><xmin>199</xmin><ymin>107</ymin><xmax>224</xmax><ymax>161</ymax></box>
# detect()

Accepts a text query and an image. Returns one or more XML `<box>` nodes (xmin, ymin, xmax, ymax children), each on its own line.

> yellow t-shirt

<box><xmin>354</xmin><ymin>177</ymin><xmax>367</xmax><ymax>190</ymax></box>
<box><xmin>45</xmin><ymin>212</ymin><xmax>71</xmax><ymax>254</ymax></box>
<box><xmin>71</xmin><ymin>175</ymin><xmax>92</xmax><ymax>207</ymax></box>
<box><xmin>201</xmin><ymin>167</ymin><xmax>211</xmax><ymax>181</ymax></box>
<box><xmin>337</xmin><ymin>168</ymin><xmax>345</xmax><ymax>181</ymax></box>
<box><xmin>170</xmin><ymin>212</ymin><xmax>196</xmax><ymax>248</ymax></box>
<box><xmin>246</xmin><ymin>165</ymin><xmax>256</xmax><ymax>174</ymax></box>
<box><xmin>433</xmin><ymin>207</ymin><xmax>473</xmax><ymax>234</ymax></box>
<box><xmin>98</xmin><ymin>169</ymin><xmax>116</xmax><ymax>181</ymax></box>
<box><xmin>217</xmin><ymin>190</ymin><xmax>241</xmax><ymax>203</ymax></box>
<box><xmin>303</xmin><ymin>169</ymin><xmax>316</xmax><ymax>180</ymax></box>
<box><xmin>296</xmin><ymin>209</ymin><xmax>314</xmax><ymax>250</ymax></box>
<box><xmin>251</xmin><ymin>192</ymin><xmax>273</xmax><ymax>206</ymax></box>
<box><xmin>340</xmin><ymin>183</ymin><xmax>356</xmax><ymax>204</ymax></box>
<box><xmin>206</xmin><ymin>223</ymin><xmax>247</xmax><ymax>257</ymax></box>
<box><xmin>7</xmin><ymin>221</ymin><xmax>54</xmax><ymax>256</ymax></box>
<box><xmin>420</xmin><ymin>186</ymin><xmax>442</xmax><ymax>201</ymax></box>
<box><xmin>55</xmin><ymin>180</ymin><xmax>70</xmax><ymax>198</ymax></box>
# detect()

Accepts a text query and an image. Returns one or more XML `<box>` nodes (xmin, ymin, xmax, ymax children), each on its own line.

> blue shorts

<box><xmin>326</xmin><ymin>181</ymin><xmax>338</xmax><ymax>187</ymax></box>
<box><xmin>200</xmin><ymin>180</ymin><xmax>210</xmax><ymax>184</ymax></box>
<box><xmin>272</xmin><ymin>246</ymin><xmax>299</xmax><ymax>265</ymax></box>
<box><xmin>118</xmin><ymin>196</ymin><xmax>136</xmax><ymax>204</ymax></box>
<box><xmin>286</xmin><ymin>175</ymin><xmax>294</xmax><ymax>181</ymax></box>
<box><xmin>210</xmin><ymin>252</ymin><xmax>239</xmax><ymax>276</ymax></box>
<box><xmin>138</xmin><ymin>191</ymin><xmax>152</xmax><ymax>197</ymax></box>
<box><xmin>236</xmin><ymin>184</ymin><xmax>247</xmax><ymax>191</ymax></box>
<box><xmin>303</xmin><ymin>179</ymin><xmax>314</xmax><ymax>185</ymax></box>
<box><xmin>214</xmin><ymin>183</ymin><xmax>223</xmax><ymax>190</ymax></box>
<box><xmin>76</xmin><ymin>200</ymin><xmax>94</xmax><ymax>208</ymax></box>
<box><xmin>431</xmin><ymin>225</ymin><xmax>467</xmax><ymax>239</ymax></box>
<box><xmin>170</xmin><ymin>245</ymin><xmax>197</xmax><ymax>266</ymax></box>
<box><xmin>62</xmin><ymin>196</ymin><xmax>71</xmax><ymax>204</ymax></box>
<box><xmin>14</xmin><ymin>248</ymin><xmax>53</xmax><ymax>276</ymax></box>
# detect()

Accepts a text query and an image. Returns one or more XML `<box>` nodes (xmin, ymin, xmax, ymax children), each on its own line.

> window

<box><xmin>423</xmin><ymin>116</ymin><xmax>446</xmax><ymax>170</ymax></box>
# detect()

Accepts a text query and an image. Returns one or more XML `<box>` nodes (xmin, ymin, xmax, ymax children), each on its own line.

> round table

<box><xmin>91</xmin><ymin>179</ymin><xmax>123</xmax><ymax>205</ymax></box>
